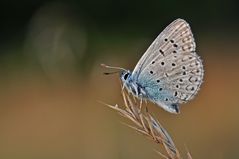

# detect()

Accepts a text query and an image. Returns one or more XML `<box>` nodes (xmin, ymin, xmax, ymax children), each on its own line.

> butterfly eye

<box><xmin>123</xmin><ymin>73</ymin><xmax>129</xmax><ymax>80</ymax></box>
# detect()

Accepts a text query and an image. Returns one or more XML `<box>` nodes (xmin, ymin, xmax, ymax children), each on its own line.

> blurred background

<box><xmin>0</xmin><ymin>0</ymin><xmax>239</xmax><ymax>158</ymax></box>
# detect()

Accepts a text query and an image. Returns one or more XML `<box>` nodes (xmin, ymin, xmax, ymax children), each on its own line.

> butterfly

<box><xmin>102</xmin><ymin>19</ymin><xmax>204</xmax><ymax>114</ymax></box>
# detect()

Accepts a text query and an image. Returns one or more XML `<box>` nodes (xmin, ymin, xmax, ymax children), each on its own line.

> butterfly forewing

<box><xmin>131</xmin><ymin>19</ymin><xmax>204</xmax><ymax>113</ymax></box>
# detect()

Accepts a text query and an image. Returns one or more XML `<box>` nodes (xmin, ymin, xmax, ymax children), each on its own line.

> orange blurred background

<box><xmin>0</xmin><ymin>1</ymin><xmax>239</xmax><ymax>159</ymax></box>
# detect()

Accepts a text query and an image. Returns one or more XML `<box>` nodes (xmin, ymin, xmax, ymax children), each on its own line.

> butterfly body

<box><xmin>113</xmin><ymin>19</ymin><xmax>203</xmax><ymax>114</ymax></box>
<box><xmin>120</xmin><ymin>70</ymin><xmax>147</xmax><ymax>99</ymax></box>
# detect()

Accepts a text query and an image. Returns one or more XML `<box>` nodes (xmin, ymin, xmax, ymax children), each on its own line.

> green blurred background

<box><xmin>0</xmin><ymin>0</ymin><xmax>239</xmax><ymax>158</ymax></box>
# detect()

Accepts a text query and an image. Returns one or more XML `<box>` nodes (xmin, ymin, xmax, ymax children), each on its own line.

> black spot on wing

<box><xmin>171</xmin><ymin>103</ymin><xmax>179</xmax><ymax>113</ymax></box>
<box><xmin>159</xmin><ymin>49</ymin><xmax>165</xmax><ymax>56</ymax></box>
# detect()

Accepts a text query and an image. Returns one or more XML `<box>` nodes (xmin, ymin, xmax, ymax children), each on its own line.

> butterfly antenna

<box><xmin>101</xmin><ymin>64</ymin><xmax>126</xmax><ymax>71</ymax></box>
<box><xmin>101</xmin><ymin>63</ymin><xmax>127</xmax><ymax>75</ymax></box>
<box><xmin>103</xmin><ymin>71</ymin><xmax>120</xmax><ymax>75</ymax></box>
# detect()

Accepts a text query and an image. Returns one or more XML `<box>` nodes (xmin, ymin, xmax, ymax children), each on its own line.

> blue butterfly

<box><xmin>102</xmin><ymin>19</ymin><xmax>204</xmax><ymax>114</ymax></box>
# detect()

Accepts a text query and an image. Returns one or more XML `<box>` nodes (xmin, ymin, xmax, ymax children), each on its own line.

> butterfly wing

<box><xmin>131</xmin><ymin>19</ymin><xmax>204</xmax><ymax>113</ymax></box>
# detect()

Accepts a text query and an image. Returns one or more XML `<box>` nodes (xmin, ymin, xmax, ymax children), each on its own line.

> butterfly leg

<box><xmin>132</xmin><ymin>95</ymin><xmax>136</xmax><ymax>103</ymax></box>
<box><xmin>144</xmin><ymin>99</ymin><xmax>147</xmax><ymax>104</ymax></box>
<box><xmin>121</xmin><ymin>84</ymin><xmax>125</xmax><ymax>91</ymax></box>
<box><xmin>139</xmin><ymin>98</ymin><xmax>143</xmax><ymax>110</ymax></box>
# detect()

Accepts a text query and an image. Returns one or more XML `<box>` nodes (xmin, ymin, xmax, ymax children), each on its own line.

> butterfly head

<box><xmin>120</xmin><ymin>70</ymin><xmax>131</xmax><ymax>82</ymax></box>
